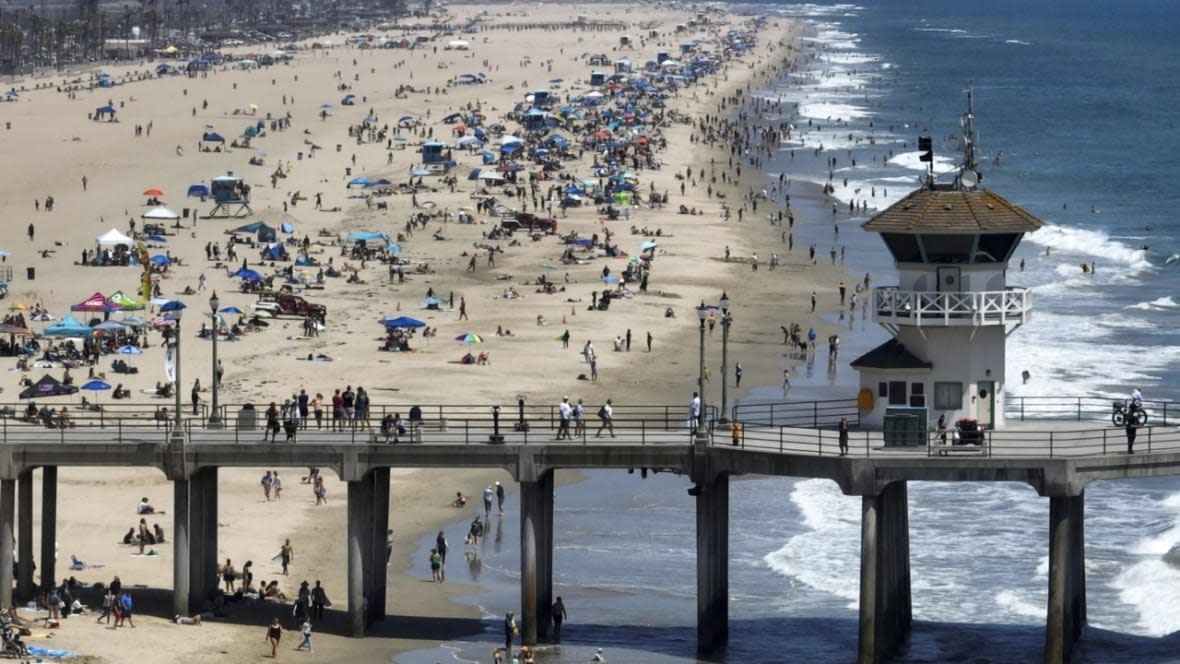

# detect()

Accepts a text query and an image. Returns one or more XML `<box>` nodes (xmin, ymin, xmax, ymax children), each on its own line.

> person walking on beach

<box><xmin>280</xmin><ymin>538</ymin><xmax>294</xmax><ymax>576</ymax></box>
<box><xmin>458</xmin><ymin>297</ymin><xmax>468</xmax><ymax>320</ymax></box>
<box><xmin>295</xmin><ymin>619</ymin><xmax>313</xmax><ymax>653</ymax></box>
<box><xmin>430</xmin><ymin>548</ymin><xmax>442</xmax><ymax>582</ymax></box>
<box><xmin>552</xmin><ymin>596</ymin><xmax>568</xmax><ymax>643</ymax></box>
<box><xmin>735</xmin><ymin>362</ymin><xmax>743</xmax><ymax>388</ymax></box>
<box><xmin>688</xmin><ymin>392</ymin><xmax>701</xmax><ymax>433</ymax></box>
<box><xmin>436</xmin><ymin>530</ymin><xmax>449</xmax><ymax>576</ymax></box>
<box><xmin>495</xmin><ymin>481</ymin><xmax>505</xmax><ymax>514</ymax></box>
<box><xmin>483</xmin><ymin>485</ymin><xmax>495</xmax><ymax>518</ymax></box>
<box><xmin>311</xmin><ymin>581</ymin><xmax>330</xmax><ymax>620</ymax></box>
<box><xmin>646</xmin><ymin>331</ymin><xmax>653</xmax><ymax>352</ymax></box>
<box><xmin>265</xmin><ymin>617</ymin><xmax>283</xmax><ymax>657</ymax></box>
<box><xmin>262</xmin><ymin>471</ymin><xmax>274</xmax><ymax>501</ymax></box>
<box><xmin>504</xmin><ymin>611</ymin><xmax>518</xmax><ymax>655</ymax></box>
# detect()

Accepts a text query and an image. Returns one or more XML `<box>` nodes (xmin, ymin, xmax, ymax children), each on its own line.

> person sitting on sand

<box><xmin>122</xmin><ymin>527</ymin><xmax>136</xmax><ymax>545</ymax></box>
<box><xmin>137</xmin><ymin>497</ymin><xmax>157</xmax><ymax>515</ymax></box>
<box><xmin>452</xmin><ymin>492</ymin><xmax>468</xmax><ymax>508</ymax></box>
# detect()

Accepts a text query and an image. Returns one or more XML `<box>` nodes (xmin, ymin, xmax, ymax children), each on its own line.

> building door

<box><xmin>936</xmin><ymin>266</ymin><xmax>961</xmax><ymax>293</ymax></box>
<box><xmin>976</xmin><ymin>381</ymin><xmax>995</xmax><ymax>428</ymax></box>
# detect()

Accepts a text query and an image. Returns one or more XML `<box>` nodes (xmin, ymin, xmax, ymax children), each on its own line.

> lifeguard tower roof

<box><xmin>862</xmin><ymin>186</ymin><xmax>1044</xmax><ymax>234</ymax></box>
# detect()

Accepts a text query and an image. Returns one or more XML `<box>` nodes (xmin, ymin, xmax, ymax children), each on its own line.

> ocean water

<box><xmin>397</xmin><ymin>2</ymin><xmax>1180</xmax><ymax>662</ymax></box>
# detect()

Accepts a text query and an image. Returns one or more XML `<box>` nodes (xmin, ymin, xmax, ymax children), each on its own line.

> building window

<box><xmin>888</xmin><ymin>381</ymin><xmax>907</xmax><ymax>406</ymax></box>
<box><xmin>910</xmin><ymin>382</ymin><xmax>926</xmax><ymax>407</ymax></box>
<box><xmin>934</xmin><ymin>382</ymin><xmax>963</xmax><ymax>410</ymax></box>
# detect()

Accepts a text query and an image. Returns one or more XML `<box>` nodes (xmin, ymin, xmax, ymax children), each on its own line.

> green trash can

<box><xmin>884</xmin><ymin>407</ymin><xmax>928</xmax><ymax>446</ymax></box>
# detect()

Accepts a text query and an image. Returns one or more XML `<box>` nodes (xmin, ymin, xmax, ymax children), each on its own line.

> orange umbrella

<box><xmin>143</xmin><ymin>188</ymin><xmax>164</xmax><ymax>196</ymax></box>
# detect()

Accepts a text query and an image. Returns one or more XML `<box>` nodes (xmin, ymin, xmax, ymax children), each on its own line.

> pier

<box><xmin>0</xmin><ymin>400</ymin><xmax>1171</xmax><ymax>663</ymax></box>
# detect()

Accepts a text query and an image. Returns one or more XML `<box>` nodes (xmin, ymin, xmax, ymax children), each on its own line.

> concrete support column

<box><xmin>0</xmin><ymin>479</ymin><xmax>14</xmax><ymax>611</ymax></box>
<box><xmin>857</xmin><ymin>481</ymin><xmax>912</xmax><ymax>664</ymax></box>
<box><xmin>16</xmin><ymin>471</ymin><xmax>34</xmax><ymax>601</ymax></box>
<box><xmin>519</xmin><ymin>469</ymin><xmax>555</xmax><ymax>646</ymax></box>
<box><xmin>1045</xmin><ymin>492</ymin><xmax>1086</xmax><ymax>664</ymax></box>
<box><xmin>347</xmin><ymin>476</ymin><xmax>373</xmax><ymax>637</ymax></box>
<box><xmin>369</xmin><ymin>467</ymin><xmax>390</xmax><ymax>621</ymax></box>
<box><xmin>39</xmin><ymin>467</ymin><xmax>56</xmax><ymax>596</ymax></box>
<box><xmin>172</xmin><ymin>477</ymin><xmax>190</xmax><ymax>618</ymax></box>
<box><xmin>188</xmin><ymin>467</ymin><xmax>218</xmax><ymax>611</ymax></box>
<box><xmin>696</xmin><ymin>472</ymin><xmax>729</xmax><ymax>654</ymax></box>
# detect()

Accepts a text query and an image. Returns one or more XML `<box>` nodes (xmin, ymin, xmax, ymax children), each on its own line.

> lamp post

<box><xmin>207</xmin><ymin>291</ymin><xmax>222</xmax><ymax>429</ymax></box>
<box><xmin>171</xmin><ymin>314</ymin><xmax>183</xmax><ymax>435</ymax></box>
<box><xmin>489</xmin><ymin>405</ymin><xmax>504</xmax><ymax>444</ymax></box>
<box><xmin>718</xmin><ymin>292</ymin><xmax>731</xmax><ymax>424</ymax></box>
<box><xmin>696</xmin><ymin>301</ymin><xmax>709</xmax><ymax>443</ymax></box>
<box><xmin>513</xmin><ymin>393</ymin><xmax>529</xmax><ymax>432</ymax></box>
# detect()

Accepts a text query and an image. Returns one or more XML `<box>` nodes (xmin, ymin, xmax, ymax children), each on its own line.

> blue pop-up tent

<box><xmin>45</xmin><ymin>314</ymin><xmax>92</xmax><ymax>337</ymax></box>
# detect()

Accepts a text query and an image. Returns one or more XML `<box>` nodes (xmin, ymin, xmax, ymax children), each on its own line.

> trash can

<box><xmin>884</xmin><ymin>407</ymin><xmax>927</xmax><ymax>446</ymax></box>
<box><xmin>236</xmin><ymin>403</ymin><xmax>257</xmax><ymax>431</ymax></box>
<box><xmin>25</xmin><ymin>267</ymin><xmax>34</xmax><ymax>281</ymax></box>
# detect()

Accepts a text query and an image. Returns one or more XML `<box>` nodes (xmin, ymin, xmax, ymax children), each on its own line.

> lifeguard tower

<box><xmin>421</xmin><ymin>141</ymin><xmax>447</xmax><ymax>165</ymax></box>
<box><xmin>207</xmin><ymin>173</ymin><xmax>252</xmax><ymax>218</ymax></box>
<box><xmin>852</xmin><ymin>89</ymin><xmax>1043</xmax><ymax>431</ymax></box>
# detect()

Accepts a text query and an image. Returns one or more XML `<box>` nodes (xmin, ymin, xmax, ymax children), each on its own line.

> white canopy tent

<box><xmin>142</xmin><ymin>206</ymin><xmax>180</xmax><ymax>221</ymax></box>
<box><xmin>96</xmin><ymin>228</ymin><xmax>134</xmax><ymax>247</ymax></box>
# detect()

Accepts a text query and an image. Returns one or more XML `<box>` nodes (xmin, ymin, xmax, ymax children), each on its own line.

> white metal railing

<box><xmin>872</xmin><ymin>287</ymin><xmax>1030</xmax><ymax>326</ymax></box>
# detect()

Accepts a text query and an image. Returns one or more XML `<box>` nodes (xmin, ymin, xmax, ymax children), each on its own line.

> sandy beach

<box><xmin>0</xmin><ymin>4</ymin><xmax>864</xmax><ymax>661</ymax></box>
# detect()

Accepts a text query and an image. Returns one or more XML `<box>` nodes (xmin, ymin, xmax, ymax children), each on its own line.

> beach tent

<box><xmin>108</xmin><ymin>290</ymin><xmax>145</xmax><ymax>311</ymax></box>
<box><xmin>96</xmin><ymin>228</ymin><xmax>133</xmax><ymax>248</ymax></box>
<box><xmin>346</xmin><ymin>230</ymin><xmax>390</xmax><ymax>244</ymax></box>
<box><xmin>379</xmin><ymin>316</ymin><xmax>427</xmax><ymax>327</ymax></box>
<box><xmin>230</xmin><ymin>268</ymin><xmax>263</xmax><ymax>283</ymax></box>
<box><xmin>260</xmin><ymin>243</ymin><xmax>288</xmax><ymax>261</ymax></box>
<box><xmin>233</xmin><ymin>221</ymin><xmax>277</xmax><ymax>242</ymax></box>
<box><xmin>143</xmin><ymin>206</ymin><xmax>180</xmax><ymax>221</ymax></box>
<box><xmin>19</xmin><ymin>375</ymin><xmax>78</xmax><ymax>399</ymax></box>
<box><xmin>45</xmin><ymin>314</ymin><xmax>93</xmax><ymax>337</ymax></box>
<box><xmin>187</xmin><ymin>184</ymin><xmax>210</xmax><ymax>197</ymax></box>
<box><xmin>342</xmin><ymin>94</ymin><xmax>356</xmax><ymax>105</ymax></box>
<box><xmin>347</xmin><ymin>176</ymin><xmax>374</xmax><ymax>188</ymax></box>
<box><xmin>201</xmin><ymin>132</ymin><xmax>225</xmax><ymax>143</ymax></box>
<box><xmin>71</xmin><ymin>292</ymin><xmax>121</xmax><ymax>313</ymax></box>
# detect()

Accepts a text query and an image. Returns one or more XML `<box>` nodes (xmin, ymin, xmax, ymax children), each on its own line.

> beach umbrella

<box><xmin>252</xmin><ymin>309</ymin><xmax>274</xmax><ymax>319</ymax></box>
<box><xmin>320</xmin><ymin>103</ymin><xmax>333</xmax><ymax>109</ymax></box>
<box><xmin>219</xmin><ymin>306</ymin><xmax>244</xmax><ymax>315</ymax></box>
<box><xmin>81</xmin><ymin>379</ymin><xmax>111</xmax><ymax>405</ymax></box>
<box><xmin>150</xmin><ymin>255</ymin><xmax>172</xmax><ymax>266</ymax></box>
<box><xmin>232</xmin><ymin>268</ymin><xmax>264</xmax><ymax>283</ymax></box>
<box><xmin>159</xmin><ymin>300</ymin><xmax>186</xmax><ymax>313</ymax></box>
<box><xmin>8</xmin><ymin>303</ymin><xmax>26</xmax><ymax>311</ymax></box>
<box><xmin>116</xmin><ymin>344</ymin><xmax>143</xmax><ymax>355</ymax></box>
<box><xmin>410</xmin><ymin>167</ymin><xmax>431</xmax><ymax>177</ymax></box>
<box><xmin>248</xmin><ymin>103</ymin><xmax>259</xmax><ymax>110</ymax></box>
<box><xmin>638</xmin><ymin>240</ymin><xmax>658</xmax><ymax>251</ymax></box>
<box><xmin>454</xmin><ymin>333</ymin><xmax>484</xmax><ymax>344</ymax></box>
<box><xmin>31</xmin><ymin>312</ymin><xmax>54</xmax><ymax>322</ymax></box>
<box><xmin>143</xmin><ymin>188</ymin><xmax>164</xmax><ymax>197</ymax></box>
<box><xmin>187</xmin><ymin>184</ymin><xmax>210</xmax><ymax>198</ymax></box>
<box><xmin>92</xmin><ymin>320</ymin><xmax>128</xmax><ymax>332</ymax></box>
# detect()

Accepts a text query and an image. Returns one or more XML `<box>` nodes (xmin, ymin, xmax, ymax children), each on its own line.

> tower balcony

<box><xmin>872</xmin><ymin>287</ymin><xmax>1031</xmax><ymax>329</ymax></box>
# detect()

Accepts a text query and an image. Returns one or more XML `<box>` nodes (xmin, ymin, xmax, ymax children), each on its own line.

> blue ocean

<box><xmin>398</xmin><ymin>2</ymin><xmax>1180</xmax><ymax>662</ymax></box>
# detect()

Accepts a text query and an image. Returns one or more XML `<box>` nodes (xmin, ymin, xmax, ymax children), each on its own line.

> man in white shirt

<box><xmin>556</xmin><ymin>396</ymin><xmax>573</xmax><ymax>440</ymax></box>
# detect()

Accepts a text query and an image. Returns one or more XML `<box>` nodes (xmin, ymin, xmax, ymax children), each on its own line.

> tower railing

<box><xmin>872</xmin><ymin>286</ymin><xmax>1030</xmax><ymax>327</ymax></box>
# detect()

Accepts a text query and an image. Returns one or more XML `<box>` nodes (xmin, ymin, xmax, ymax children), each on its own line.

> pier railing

<box><xmin>1005</xmin><ymin>396</ymin><xmax>1177</xmax><ymax>426</ymax></box>
<box><xmin>731</xmin><ymin>399</ymin><xmax>858</xmax><ymax>428</ymax></box>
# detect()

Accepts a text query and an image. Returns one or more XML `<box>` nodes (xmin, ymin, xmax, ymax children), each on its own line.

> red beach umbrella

<box><xmin>143</xmin><ymin>187</ymin><xmax>164</xmax><ymax>197</ymax></box>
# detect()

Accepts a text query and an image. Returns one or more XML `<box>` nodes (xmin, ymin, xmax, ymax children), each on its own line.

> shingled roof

<box><xmin>850</xmin><ymin>339</ymin><xmax>933</xmax><ymax>371</ymax></box>
<box><xmin>862</xmin><ymin>186</ymin><xmax>1044</xmax><ymax>234</ymax></box>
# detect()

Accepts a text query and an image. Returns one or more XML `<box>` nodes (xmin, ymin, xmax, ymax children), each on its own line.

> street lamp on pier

<box><xmin>207</xmin><ymin>291</ymin><xmax>222</xmax><ymax>429</ymax></box>
<box><xmin>696</xmin><ymin>301</ymin><xmax>709</xmax><ymax>443</ymax></box>
<box><xmin>718</xmin><ymin>292</ymin><xmax>732</xmax><ymax>424</ymax></box>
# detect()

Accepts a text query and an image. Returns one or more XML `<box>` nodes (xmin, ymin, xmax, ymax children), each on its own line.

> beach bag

<box><xmin>597</xmin><ymin>405</ymin><xmax>607</xmax><ymax>420</ymax></box>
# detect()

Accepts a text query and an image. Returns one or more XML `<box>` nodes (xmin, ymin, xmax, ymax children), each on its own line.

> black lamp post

<box><xmin>514</xmin><ymin>393</ymin><xmax>529</xmax><ymax>432</ymax></box>
<box><xmin>696</xmin><ymin>301</ymin><xmax>708</xmax><ymax>442</ymax></box>
<box><xmin>208</xmin><ymin>291</ymin><xmax>222</xmax><ymax>428</ymax></box>
<box><xmin>718</xmin><ymin>291</ymin><xmax>732</xmax><ymax>424</ymax></box>
<box><xmin>489</xmin><ymin>405</ymin><xmax>505</xmax><ymax>444</ymax></box>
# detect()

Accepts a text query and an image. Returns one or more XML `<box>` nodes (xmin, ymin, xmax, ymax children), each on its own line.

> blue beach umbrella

<box><xmin>116</xmin><ymin>344</ymin><xmax>143</xmax><ymax>355</ymax></box>
<box><xmin>219</xmin><ymin>306</ymin><xmax>245</xmax><ymax>315</ymax></box>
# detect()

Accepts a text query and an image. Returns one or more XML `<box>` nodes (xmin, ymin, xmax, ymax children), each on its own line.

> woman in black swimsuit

<box><xmin>266</xmin><ymin>617</ymin><xmax>283</xmax><ymax>657</ymax></box>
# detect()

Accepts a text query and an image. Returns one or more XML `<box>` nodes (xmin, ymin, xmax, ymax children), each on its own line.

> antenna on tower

<box><xmin>959</xmin><ymin>81</ymin><xmax>982</xmax><ymax>190</ymax></box>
